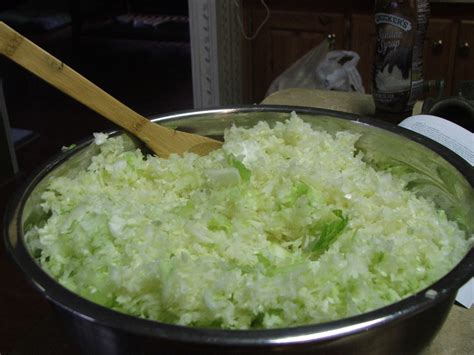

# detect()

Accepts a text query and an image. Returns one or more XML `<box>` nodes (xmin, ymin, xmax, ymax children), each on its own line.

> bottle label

<box><xmin>375</xmin><ymin>13</ymin><xmax>412</xmax><ymax>31</ymax></box>
<box><xmin>374</xmin><ymin>11</ymin><xmax>415</xmax><ymax>96</ymax></box>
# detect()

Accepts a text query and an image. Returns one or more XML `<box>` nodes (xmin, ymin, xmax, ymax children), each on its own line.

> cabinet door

<box><xmin>270</xmin><ymin>30</ymin><xmax>326</xmax><ymax>83</ymax></box>
<box><xmin>423</xmin><ymin>18</ymin><xmax>457</xmax><ymax>96</ymax></box>
<box><xmin>453</xmin><ymin>21</ymin><xmax>474</xmax><ymax>94</ymax></box>
<box><xmin>249</xmin><ymin>10</ymin><xmax>345</xmax><ymax>102</ymax></box>
<box><xmin>350</xmin><ymin>14</ymin><xmax>376</xmax><ymax>93</ymax></box>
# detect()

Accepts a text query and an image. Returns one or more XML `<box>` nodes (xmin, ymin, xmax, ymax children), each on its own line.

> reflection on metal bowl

<box><xmin>4</xmin><ymin>106</ymin><xmax>474</xmax><ymax>355</ymax></box>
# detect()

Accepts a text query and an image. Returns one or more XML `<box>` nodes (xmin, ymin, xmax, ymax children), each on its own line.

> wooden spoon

<box><xmin>0</xmin><ymin>21</ymin><xmax>222</xmax><ymax>157</ymax></box>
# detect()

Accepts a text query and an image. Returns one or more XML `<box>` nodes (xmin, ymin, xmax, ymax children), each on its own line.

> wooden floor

<box><xmin>0</xmin><ymin>28</ymin><xmax>193</xmax><ymax>354</ymax></box>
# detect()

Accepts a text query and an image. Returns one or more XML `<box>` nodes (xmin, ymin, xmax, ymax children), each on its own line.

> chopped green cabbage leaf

<box><xmin>25</xmin><ymin>113</ymin><xmax>471</xmax><ymax>330</ymax></box>
<box><xmin>310</xmin><ymin>209</ymin><xmax>349</xmax><ymax>254</ymax></box>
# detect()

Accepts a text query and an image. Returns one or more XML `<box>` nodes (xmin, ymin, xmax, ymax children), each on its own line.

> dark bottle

<box><xmin>373</xmin><ymin>0</ymin><xmax>430</xmax><ymax>119</ymax></box>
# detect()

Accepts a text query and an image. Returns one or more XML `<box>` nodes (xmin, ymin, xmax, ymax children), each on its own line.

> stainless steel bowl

<box><xmin>4</xmin><ymin>106</ymin><xmax>474</xmax><ymax>354</ymax></box>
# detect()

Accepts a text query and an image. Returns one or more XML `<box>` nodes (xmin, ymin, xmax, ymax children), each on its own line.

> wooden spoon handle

<box><xmin>0</xmin><ymin>21</ymin><xmax>161</xmax><ymax>135</ymax></box>
<box><xmin>0</xmin><ymin>21</ymin><xmax>223</xmax><ymax>157</ymax></box>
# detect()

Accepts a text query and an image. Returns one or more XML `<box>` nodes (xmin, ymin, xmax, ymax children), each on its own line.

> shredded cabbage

<box><xmin>25</xmin><ymin>113</ymin><xmax>470</xmax><ymax>329</ymax></box>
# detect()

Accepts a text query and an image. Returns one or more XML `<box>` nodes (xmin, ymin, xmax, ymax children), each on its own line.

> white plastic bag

<box><xmin>316</xmin><ymin>50</ymin><xmax>365</xmax><ymax>93</ymax></box>
<box><xmin>266</xmin><ymin>40</ymin><xmax>365</xmax><ymax>96</ymax></box>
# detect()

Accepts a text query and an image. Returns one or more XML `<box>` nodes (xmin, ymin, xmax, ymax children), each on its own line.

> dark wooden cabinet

<box><xmin>242</xmin><ymin>0</ymin><xmax>474</xmax><ymax>103</ymax></box>
<box><xmin>423</xmin><ymin>18</ymin><xmax>458</xmax><ymax>97</ymax></box>
<box><xmin>249</xmin><ymin>10</ymin><xmax>345</xmax><ymax>101</ymax></box>
<box><xmin>349</xmin><ymin>14</ymin><xmax>376</xmax><ymax>94</ymax></box>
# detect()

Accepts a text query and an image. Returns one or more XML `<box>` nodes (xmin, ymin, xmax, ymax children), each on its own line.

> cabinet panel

<box><xmin>453</xmin><ymin>20</ymin><xmax>474</xmax><ymax>93</ymax></box>
<box><xmin>423</xmin><ymin>18</ymin><xmax>457</xmax><ymax>96</ymax></box>
<box><xmin>250</xmin><ymin>10</ymin><xmax>274</xmax><ymax>102</ymax></box>
<box><xmin>350</xmin><ymin>14</ymin><xmax>376</xmax><ymax>93</ymax></box>
<box><xmin>268</xmin><ymin>11</ymin><xmax>345</xmax><ymax>34</ymax></box>
<box><xmin>270</xmin><ymin>30</ymin><xmax>328</xmax><ymax>80</ymax></box>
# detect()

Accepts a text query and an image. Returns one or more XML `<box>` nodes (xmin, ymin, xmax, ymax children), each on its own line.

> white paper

<box><xmin>399</xmin><ymin>115</ymin><xmax>474</xmax><ymax>165</ymax></box>
<box><xmin>399</xmin><ymin>114</ymin><xmax>473</xmax><ymax>308</ymax></box>
<box><xmin>456</xmin><ymin>280</ymin><xmax>474</xmax><ymax>309</ymax></box>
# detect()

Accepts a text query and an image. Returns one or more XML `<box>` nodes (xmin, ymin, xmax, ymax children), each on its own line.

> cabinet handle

<box><xmin>458</xmin><ymin>42</ymin><xmax>470</xmax><ymax>57</ymax></box>
<box><xmin>432</xmin><ymin>39</ymin><xmax>443</xmax><ymax>53</ymax></box>
<box><xmin>327</xmin><ymin>33</ymin><xmax>336</xmax><ymax>49</ymax></box>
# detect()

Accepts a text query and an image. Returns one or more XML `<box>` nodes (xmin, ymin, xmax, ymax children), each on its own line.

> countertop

<box><xmin>262</xmin><ymin>87</ymin><xmax>473</xmax><ymax>355</ymax></box>
<box><xmin>261</xmin><ymin>87</ymin><xmax>425</xmax><ymax>118</ymax></box>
